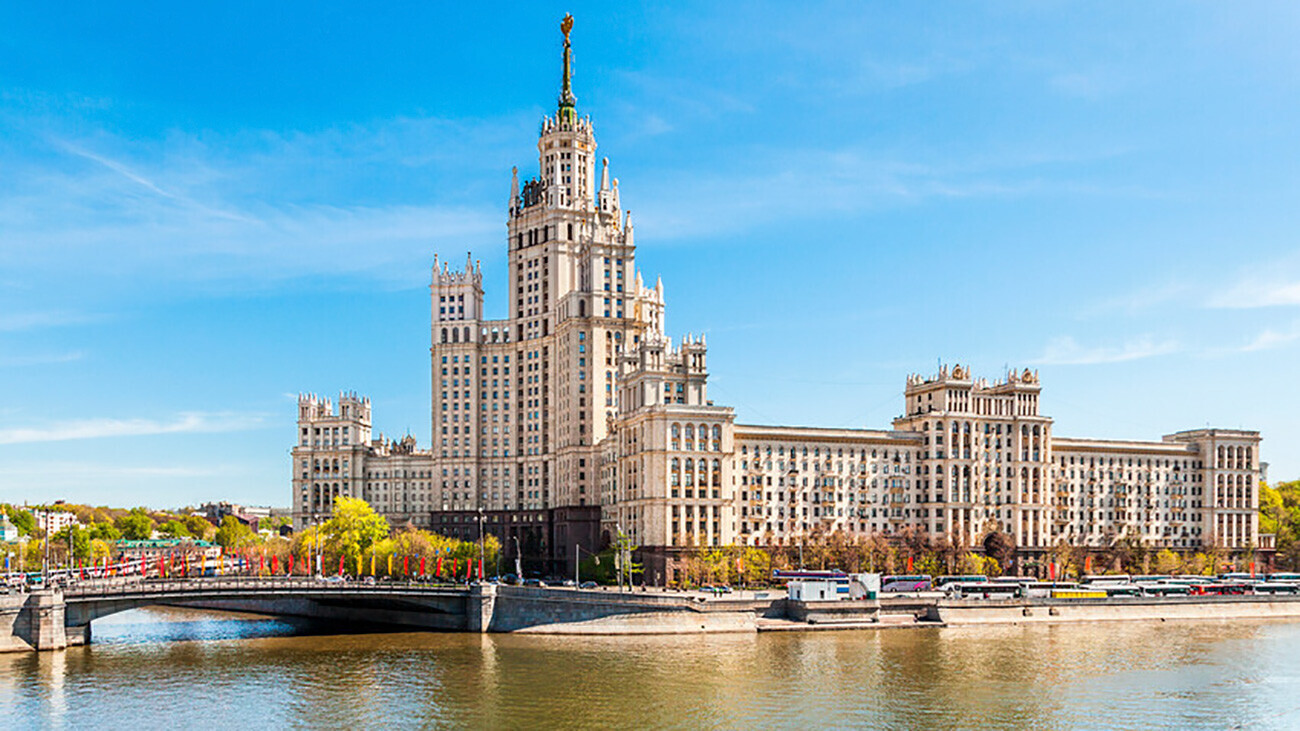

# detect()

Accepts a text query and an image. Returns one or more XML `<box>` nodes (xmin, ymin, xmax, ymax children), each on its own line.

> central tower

<box><xmin>428</xmin><ymin>15</ymin><xmax>664</xmax><ymax>571</ymax></box>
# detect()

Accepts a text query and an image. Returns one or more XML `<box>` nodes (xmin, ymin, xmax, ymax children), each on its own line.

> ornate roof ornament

<box><xmin>557</xmin><ymin>14</ymin><xmax>577</xmax><ymax>125</ymax></box>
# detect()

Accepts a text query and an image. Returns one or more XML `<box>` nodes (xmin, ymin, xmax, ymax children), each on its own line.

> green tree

<box><xmin>320</xmin><ymin>497</ymin><xmax>389</xmax><ymax>562</ymax></box>
<box><xmin>5</xmin><ymin>507</ymin><xmax>36</xmax><ymax>536</ymax></box>
<box><xmin>184</xmin><ymin>515</ymin><xmax>214</xmax><ymax>540</ymax></box>
<box><xmin>157</xmin><ymin>520</ymin><xmax>192</xmax><ymax>538</ymax></box>
<box><xmin>215</xmin><ymin>515</ymin><xmax>255</xmax><ymax>550</ymax></box>
<box><xmin>88</xmin><ymin>522</ymin><xmax>121</xmax><ymax>542</ymax></box>
<box><xmin>115</xmin><ymin>509</ymin><xmax>154</xmax><ymax>540</ymax></box>
<box><xmin>54</xmin><ymin>525</ymin><xmax>92</xmax><ymax>562</ymax></box>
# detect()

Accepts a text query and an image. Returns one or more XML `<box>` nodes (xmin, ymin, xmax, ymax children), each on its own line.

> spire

<box><xmin>600</xmin><ymin>157</ymin><xmax>610</xmax><ymax>191</ymax></box>
<box><xmin>557</xmin><ymin>14</ymin><xmax>577</xmax><ymax>125</ymax></box>
<box><xmin>509</xmin><ymin>166</ymin><xmax>519</xmax><ymax>212</ymax></box>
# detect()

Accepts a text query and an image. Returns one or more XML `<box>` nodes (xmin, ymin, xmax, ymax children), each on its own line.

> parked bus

<box><xmin>933</xmin><ymin>575</ymin><xmax>986</xmax><ymax>591</ymax></box>
<box><xmin>880</xmin><ymin>575</ymin><xmax>932</xmax><ymax>592</ymax></box>
<box><xmin>1082</xmin><ymin>574</ymin><xmax>1131</xmax><ymax>586</ymax></box>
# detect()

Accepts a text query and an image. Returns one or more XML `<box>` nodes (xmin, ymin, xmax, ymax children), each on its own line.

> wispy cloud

<box><xmin>1237</xmin><ymin>321</ymin><xmax>1300</xmax><ymax>353</ymax></box>
<box><xmin>634</xmin><ymin>143</ymin><xmax>1151</xmax><ymax>241</ymax></box>
<box><xmin>0</xmin><ymin>311</ymin><xmax>101</xmax><ymax>332</ymax></box>
<box><xmin>1207</xmin><ymin>279</ymin><xmax>1300</xmax><ymax>309</ymax></box>
<box><xmin>0</xmin><ymin>351</ymin><xmax>85</xmax><ymax>367</ymax></box>
<box><xmin>0</xmin><ymin>412</ymin><xmax>266</xmax><ymax>445</ymax></box>
<box><xmin>1030</xmin><ymin>335</ymin><xmax>1179</xmax><ymax>365</ymax></box>
<box><xmin>0</xmin><ymin>118</ymin><xmax>516</xmax><ymax>297</ymax></box>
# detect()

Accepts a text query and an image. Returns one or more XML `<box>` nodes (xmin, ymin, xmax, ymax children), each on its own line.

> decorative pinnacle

<box><xmin>558</xmin><ymin>14</ymin><xmax>577</xmax><ymax>122</ymax></box>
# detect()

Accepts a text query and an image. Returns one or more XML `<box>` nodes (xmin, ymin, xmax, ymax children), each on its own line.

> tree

<box><xmin>215</xmin><ymin>516</ymin><xmax>255</xmax><ymax>550</ymax></box>
<box><xmin>158</xmin><ymin>520</ymin><xmax>192</xmax><ymax>539</ymax></box>
<box><xmin>1153</xmin><ymin>549</ymin><xmax>1182</xmax><ymax>575</ymax></box>
<box><xmin>983</xmin><ymin>531</ymin><xmax>1016</xmax><ymax>575</ymax></box>
<box><xmin>54</xmin><ymin>525</ymin><xmax>92</xmax><ymax>562</ymax></box>
<box><xmin>88</xmin><ymin>522</ymin><xmax>121</xmax><ymax>542</ymax></box>
<box><xmin>5</xmin><ymin>507</ymin><xmax>35</xmax><ymax>536</ymax></box>
<box><xmin>184</xmin><ymin>515</ymin><xmax>214</xmax><ymax>540</ymax></box>
<box><xmin>115</xmin><ymin>509</ymin><xmax>154</xmax><ymax>540</ymax></box>
<box><xmin>320</xmin><ymin>497</ymin><xmax>389</xmax><ymax>562</ymax></box>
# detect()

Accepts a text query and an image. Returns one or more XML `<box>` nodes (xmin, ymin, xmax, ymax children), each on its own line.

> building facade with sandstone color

<box><xmin>291</xmin><ymin>18</ymin><xmax>1266</xmax><ymax>582</ymax></box>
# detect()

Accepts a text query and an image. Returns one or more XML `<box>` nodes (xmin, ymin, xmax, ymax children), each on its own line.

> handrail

<box><xmin>59</xmin><ymin>576</ymin><xmax>473</xmax><ymax>599</ymax></box>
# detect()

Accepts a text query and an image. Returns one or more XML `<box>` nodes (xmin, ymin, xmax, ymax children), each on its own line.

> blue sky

<box><xmin>2</xmin><ymin>2</ymin><xmax>1299</xmax><ymax>508</ymax></box>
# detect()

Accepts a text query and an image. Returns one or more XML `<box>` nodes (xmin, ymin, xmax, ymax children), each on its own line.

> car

<box><xmin>580</xmin><ymin>581</ymin><xmax>598</xmax><ymax>589</ymax></box>
<box><xmin>502</xmin><ymin>574</ymin><xmax>521</xmax><ymax>586</ymax></box>
<box><xmin>363</xmin><ymin>576</ymin><xmax>376</xmax><ymax>585</ymax></box>
<box><xmin>523</xmin><ymin>578</ymin><xmax>542</xmax><ymax>587</ymax></box>
<box><xmin>558</xmin><ymin>579</ymin><xmax>576</xmax><ymax>587</ymax></box>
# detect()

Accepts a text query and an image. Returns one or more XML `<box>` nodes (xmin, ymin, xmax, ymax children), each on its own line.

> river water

<box><xmin>4</xmin><ymin>608</ymin><xmax>1300</xmax><ymax>729</ymax></box>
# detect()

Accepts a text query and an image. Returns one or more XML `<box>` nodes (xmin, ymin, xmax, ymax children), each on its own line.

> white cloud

<box><xmin>0</xmin><ymin>351</ymin><xmax>85</xmax><ymax>367</ymax></box>
<box><xmin>634</xmin><ymin>143</ymin><xmax>1150</xmax><ymax>241</ymax></box>
<box><xmin>1031</xmin><ymin>335</ymin><xmax>1179</xmax><ymax>365</ymax></box>
<box><xmin>0</xmin><ymin>412</ymin><xmax>266</xmax><ymax>445</ymax></box>
<box><xmin>0</xmin><ymin>311</ymin><xmax>101</xmax><ymax>332</ymax></box>
<box><xmin>1238</xmin><ymin>321</ymin><xmax>1300</xmax><ymax>352</ymax></box>
<box><xmin>0</xmin><ymin>118</ymin><xmax>517</xmax><ymax>298</ymax></box>
<box><xmin>1208</xmin><ymin>279</ymin><xmax>1300</xmax><ymax>309</ymax></box>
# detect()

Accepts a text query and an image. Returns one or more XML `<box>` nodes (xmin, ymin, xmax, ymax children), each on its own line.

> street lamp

<box><xmin>477</xmin><ymin>508</ymin><xmax>486</xmax><ymax>580</ymax></box>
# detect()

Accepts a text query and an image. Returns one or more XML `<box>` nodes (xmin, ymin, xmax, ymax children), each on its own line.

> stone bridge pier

<box><xmin>1</xmin><ymin>590</ymin><xmax>69</xmax><ymax>652</ymax></box>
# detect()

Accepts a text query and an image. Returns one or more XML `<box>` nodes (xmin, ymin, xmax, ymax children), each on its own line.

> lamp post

<box><xmin>477</xmin><ymin>508</ymin><xmax>486</xmax><ymax>580</ymax></box>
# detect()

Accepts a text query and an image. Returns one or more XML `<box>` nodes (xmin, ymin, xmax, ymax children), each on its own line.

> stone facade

<box><xmin>291</xmin><ymin>18</ymin><xmax>1265</xmax><ymax>582</ymax></box>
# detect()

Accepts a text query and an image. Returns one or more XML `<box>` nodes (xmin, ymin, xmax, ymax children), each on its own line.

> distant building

<box><xmin>199</xmin><ymin>502</ymin><xmax>275</xmax><ymax>531</ymax></box>
<box><xmin>0</xmin><ymin>516</ymin><xmax>19</xmax><ymax>542</ymax></box>
<box><xmin>35</xmin><ymin>509</ymin><xmax>81</xmax><ymax>535</ymax></box>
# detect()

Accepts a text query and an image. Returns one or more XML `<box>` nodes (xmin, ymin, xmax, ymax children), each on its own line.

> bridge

<box><xmin>1</xmin><ymin>578</ymin><xmax>763</xmax><ymax>652</ymax></box>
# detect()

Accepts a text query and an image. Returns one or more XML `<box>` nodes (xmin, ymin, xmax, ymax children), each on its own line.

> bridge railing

<box><xmin>61</xmin><ymin>576</ymin><xmax>472</xmax><ymax>598</ymax></box>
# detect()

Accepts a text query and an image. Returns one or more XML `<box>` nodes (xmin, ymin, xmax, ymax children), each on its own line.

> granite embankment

<box><xmin>9</xmin><ymin>582</ymin><xmax>1300</xmax><ymax>651</ymax></box>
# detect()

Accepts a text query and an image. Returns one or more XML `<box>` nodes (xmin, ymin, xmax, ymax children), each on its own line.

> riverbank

<box><xmin>12</xmin><ymin>582</ymin><xmax>1300</xmax><ymax>651</ymax></box>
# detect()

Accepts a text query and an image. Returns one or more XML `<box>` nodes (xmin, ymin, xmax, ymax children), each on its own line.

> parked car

<box><xmin>579</xmin><ymin>581</ymin><xmax>598</xmax><ymax>590</ymax></box>
<box><xmin>523</xmin><ymin>578</ymin><xmax>542</xmax><ymax>587</ymax></box>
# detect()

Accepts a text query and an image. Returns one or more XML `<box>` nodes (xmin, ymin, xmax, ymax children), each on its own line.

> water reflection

<box><xmin>4</xmin><ymin>610</ymin><xmax>1300</xmax><ymax>729</ymax></box>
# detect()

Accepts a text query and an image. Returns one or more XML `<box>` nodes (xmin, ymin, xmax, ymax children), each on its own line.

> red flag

<box><xmin>1250</xmin><ymin>561</ymin><xmax>1256</xmax><ymax>577</ymax></box>
<box><xmin>260</xmin><ymin>553</ymin><xmax>265</xmax><ymax>574</ymax></box>
<box><xmin>288</xmin><ymin>555</ymin><xmax>295</xmax><ymax>575</ymax></box>
<box><xmin>159</xmin><ymin>555</ymin><xmax>166</xmax><ymax>577</ymax></box>
<box><xmin>272</xmin><ymin>555</ymin><xmax>279</xmax><ymax>574</ymax></box>
<box><xmin>907</xmin><ymin>555</ymin><xmax>914</xmax><ymax>572</ymax></box>
<box><xmin>420</xmin><ymin>556</ymin><xmax>426</xmax><ymax>577</ymax></box>
<box><xmin>404</xmin><ymin>555</ymin><xmax>410</xmax><ymax>576</ymax></box>
<box><xmin>1084</xmin><ymin>555</ymin><xmax>1092</xmax><ymax>573</ymax></box>
<box><xmin>478</xmin><ymin>558</ymin><xmax>484</xmax><ymax>581</ymax></box>
<box><xmin>339</xmin><ymin>554</ymin><xmax>345</xmax><ymax>576</ymax></box>
<box><xmin>452</xmin><ymin>559</ymin><xmax>458</xmax><ymax>579</ymax></box>
<box><xmin>437</xmin><ymin>556</ymin><xmax>443</xmax><ymax>578</ymax></box>
<box><xmin>1049</xmin><ymin>562</ymin><xmax>1056</xmax><ymax>581</ymax></box>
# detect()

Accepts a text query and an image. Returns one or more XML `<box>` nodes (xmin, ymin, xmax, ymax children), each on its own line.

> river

<box><xmin>4</xmin><ymin>608</ymin><xmax>1300</xmax><ymax>729</ymax></box>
